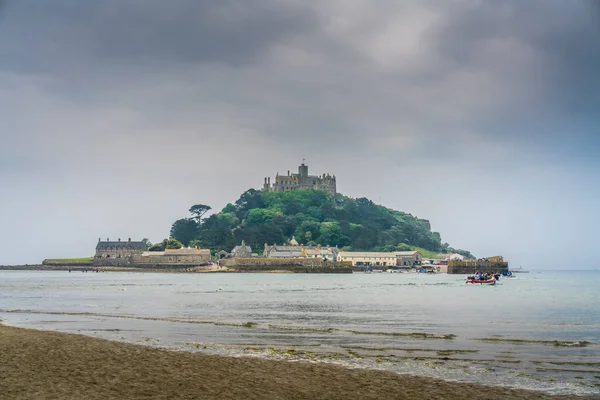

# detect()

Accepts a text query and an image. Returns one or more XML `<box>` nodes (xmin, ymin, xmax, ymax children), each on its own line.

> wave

<box><xmin>0</xmin><ymin>309</ymin><xmax>257</xmax><ymax>329</ymax></box>
<box><xmin>1</xmin><ymin>309</ymin><xmax>458</xmax><ymax>341</ymax></box>
<box><xmin>474</xmin><ymin>337</ymin><xmax>594</xmax><ymax>347</ymax></box>
<box><xmin>347</xmin><ymin>330</ymin><xmax>456</xmax><ymax>339</ymax></box>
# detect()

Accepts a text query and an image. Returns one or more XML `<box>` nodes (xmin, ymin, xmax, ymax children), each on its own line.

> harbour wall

<box><xmin>447</xmin><ymin>260</ymin><xmax>509</xmax><ymax>275</ymax></box>
<box><xmin>42</xmin><ymin>260</ymin><xmax>94</xmax><ymax>267</ymax></box>
<box><xmin>220</xmin><ymin>258</ymin><xmax>353</xmax><ymax>273</ymax></box>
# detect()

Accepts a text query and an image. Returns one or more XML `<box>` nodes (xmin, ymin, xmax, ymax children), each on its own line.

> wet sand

<box><xmin>1</xmin><ymin>324</ymin><xmax>597</xmax><ymax>400</ymax></box>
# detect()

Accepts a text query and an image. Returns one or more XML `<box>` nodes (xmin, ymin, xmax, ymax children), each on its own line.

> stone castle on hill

<box><xmin>262</xmin><ymin>162</ymin><xmax>337</xmax><ymax>196</ymax></box>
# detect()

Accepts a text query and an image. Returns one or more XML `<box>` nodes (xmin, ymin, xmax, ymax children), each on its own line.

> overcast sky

<box><xmin>1</xmin><ymin>0</ymin><xmax>599</xmax><ymax>268</ymax></box>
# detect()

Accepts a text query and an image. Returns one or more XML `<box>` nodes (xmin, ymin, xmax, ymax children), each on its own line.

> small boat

<box><xmin>466</xmin><ymin>278</ymin><xmax>496</xmax><ymax>285</ymax></box>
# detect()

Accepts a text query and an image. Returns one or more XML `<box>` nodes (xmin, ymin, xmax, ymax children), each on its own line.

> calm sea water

<box><xmin>1</xmin><ymin>270</ymin><xmax>599</xmax><ymax>395</ymax></box>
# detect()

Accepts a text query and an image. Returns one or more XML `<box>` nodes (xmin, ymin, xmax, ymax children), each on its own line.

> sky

<box><xmin>1</xmin><ymin>0</ymin><xmax>599</xmax><ymax>269</ymax></box>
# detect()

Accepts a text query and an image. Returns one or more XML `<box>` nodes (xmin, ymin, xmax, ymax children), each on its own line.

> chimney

<box><xmin>118</xmin><ymin>238</ymin><xmax>121</xmax><ymax>242</ymax></box>
<box><xmin>287</xmin><ymin>170</ymin><xmax>290</xmax><ymax>176</ymax></box>
<box><xmin>98</xmin><ymin>238</ymin><xmax>101</xmax><ymax>242</ymax></box>
<box><xmin>128</xmin><ymin>238</ymin><xmax>131</xmax><ymax>242</ymax></box>
<box><xmin>107</xmin><ymin>238</ymin><xmax>109</xmax><ymax>241</ymax></box>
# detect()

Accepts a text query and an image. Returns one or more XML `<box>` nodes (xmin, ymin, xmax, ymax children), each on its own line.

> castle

<box><xmin>262</xmin><ymin>162</ymin><xmax>337</xmax><ymax>196</ymax></box>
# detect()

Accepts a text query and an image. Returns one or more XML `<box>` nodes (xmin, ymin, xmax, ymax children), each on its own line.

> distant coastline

<box><xmin>0</xmin><ymin>264</ymin><xmax>337</xmax><ymax>274</ymax></box>
<box><xmin>0</xmin><ymin>264</ymin><xmax>218</xmax><ymax>273</ymax></box>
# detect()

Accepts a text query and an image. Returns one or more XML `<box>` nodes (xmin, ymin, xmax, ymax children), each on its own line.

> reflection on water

<box><xmin>1</xmin><ymin>270</ymin><xmax>599</xmax><ymax>395</ymax></box>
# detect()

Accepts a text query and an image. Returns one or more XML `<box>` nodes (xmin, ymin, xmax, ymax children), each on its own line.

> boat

<box><xmin>466</xmin><ymin>277</ymin><xmax>496</xmax><ymax>285</ymax></box>
<box><xmin>500</xmin><ymin>270</ymin><xmax>516</xmax><ymax>278</ymax></box>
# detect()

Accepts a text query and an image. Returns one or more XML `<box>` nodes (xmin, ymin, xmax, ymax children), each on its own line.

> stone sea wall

<box><xmin>220</xmin><ymin>258</ymin><xmax>353</xmax><ymax>273</ymax></box>
<box><xmin>42</xmin><ymin>259</ymin><xmax>94</xmax><ymax>267</ymax></box>
<box><xmin>447</xmin><ymin>261</ymin><xmax>509</xmax><ymax>275</ymax></box>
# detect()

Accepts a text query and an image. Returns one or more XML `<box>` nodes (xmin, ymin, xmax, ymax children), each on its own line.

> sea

<box><xmin>1</xmin><ymin>270</ymin><xmax>599</xmax><ymax>395</ymax></box>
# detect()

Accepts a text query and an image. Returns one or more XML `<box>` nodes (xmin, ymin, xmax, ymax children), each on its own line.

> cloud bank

<box><xmin>1</xmin><ymin>0</ymin><xmax>598</xmax><ymax>268</ymax></box>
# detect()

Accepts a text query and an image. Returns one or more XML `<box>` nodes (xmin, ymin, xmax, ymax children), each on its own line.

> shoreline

<box><xmin>0</xmin><ymin>265</ymin><xmax>345</xmax><ymax>273</ymax></box>
<box><xmin>1</xmin><ymin>324</ymin><xmax>597</xmax><ymax>400</ymax></box>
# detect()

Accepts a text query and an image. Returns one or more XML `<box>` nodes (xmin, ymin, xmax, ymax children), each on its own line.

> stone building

<box><xmin>94</xmin><ymin>238</ymin><xmax>147</xmax><ymax>265</ymax></box>
<box><xmin>262</xmin><ymin>162</ymin><xmax>336</xmax><ymax>196</ymax></box>
<box><xmin>394</xmin><ymin>251</ymin><xmax>423</xmax><ymax>266</ymax></box>
<box><xmin>337</xmin><ymin>252</ymin><xmax>397</xmax><ymax>267</ymax></box>
<box><xmin>231</xmin><ymin>241</ymin><xmax>252</xmax><ymax>258</ymax></box>
<box><xmin>95</xmin><ymin>238</ymin><xmax>211</xmax><ymax>267</ymax></box>
<box><xmin>263</xmin><ymin>244</ymin><xmax>305</xmax><ymax>258</ymax></box>
<box><xmin>132</xmin><ymin>248</ymin><xmax>211</xmax><ymax>266</ymax></box>
<box><xmin>304</xmin><ymin>245</ymin><xmax>338</xmax><ymax>261</ymax></box>
<box><xmin>263</xmin><ymin>243</ymin><xmax>338</xmax><ymax>260</ymax></box>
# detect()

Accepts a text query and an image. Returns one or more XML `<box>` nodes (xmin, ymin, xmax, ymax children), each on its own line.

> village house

<box><xmin>336</xmin><ymin>252</ymin><xmax>397</xmax><ymax>267</ymax></box>
<box><xmin>304</xmin><ymin>245</ymin><xmax>337</xmax><ymax>261</ymax></box>
<box><xmin>263</xmin><ymin>244</ymin><xmax>305</xmax><ymax>258</ymax></box>
<box><xmin>94</xmin><ymin>238</ymin><xmax>147</xmax><ymax>266</ymax></box>
<box><xmin>231</xmin><ymin>241</ymin><xmax>253</xmax><ymax>258</ymax></box>
<box><xmin>394</xmin><ymin>251</ymin><xmax>423</xmax><ymax>266</ymax></box>
<box><xmin>262</xmin><ymin>240</ymin><xmax>339</xmax><ymax>260</ymax></box>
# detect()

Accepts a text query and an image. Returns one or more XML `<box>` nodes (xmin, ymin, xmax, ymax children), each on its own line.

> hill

<box><xmin>167</xmin><ymin>189</ymin><xmax>474</xmax><ymax>258</ymax></box>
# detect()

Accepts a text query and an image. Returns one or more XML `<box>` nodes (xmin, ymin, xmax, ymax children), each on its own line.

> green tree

<box><xmin>189</xmin><ymin>239</ymin><xmax>202</xmax><ymax>249</ymax></box>
<box><xmin>171</xmin><ymin>189</ymin><xmax>470</xmax><ymax>256</ymax></box>
<box><xmin>148</xmin><ymin>241</ymin><xmax>165</xmax><ymax>251</ymax></box>
<box><xmin>170</xmin><ymin>218</ymin><xmax>199</xmax><ymax>246</ymax></box>
<box><xmin>141</xmin><ymin>238</ymin><xmax>152</xmax><ymax>250</ymax></box>
<box><xmin>189</xmin><ymin>204</ymin><xmax>212</xmax><ymax>221</ymax></box>
<box><xmin>165</xmin><ymin>238</ymin><xmax>183</xmax><ymax>249</ymax></box>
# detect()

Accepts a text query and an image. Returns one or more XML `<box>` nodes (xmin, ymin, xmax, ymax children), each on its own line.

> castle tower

<box><xmin>298</xmin><ymin>162</ymin><xmax>308</xmax><ymax>178</ymax></box>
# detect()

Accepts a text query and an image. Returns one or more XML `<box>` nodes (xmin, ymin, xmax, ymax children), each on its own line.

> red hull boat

<box><xmin>466</xmin><ymin>278</ymin><xmax>496</xmax><ymax>285</ymax></box>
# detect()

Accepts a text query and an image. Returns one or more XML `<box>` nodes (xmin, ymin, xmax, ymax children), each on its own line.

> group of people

<box><xmin>467</xmin><ymin>271</ymin><xmax>498</xmax><ymax>281</ymax></box>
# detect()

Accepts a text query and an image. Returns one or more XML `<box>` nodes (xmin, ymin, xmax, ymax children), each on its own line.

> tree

<box><xmin>148</xmin><ymin>238</ymin><xmax>183</xmax><ymax>251</ymax></box>
<box><xmin>169</xmin><ymin>189</ymin><xmax>471</xmax><ymax>256</ymax></box>
<box><xmin>165</xmin><ymin>239</ymin><xmax>183</xmax><ymax>249</ymax></box>
<box><xmin>141</xmin><ymin>238</ymin><xmax>152</xmax><ymax>250</ymax></box>
<box><xmin>189</xmin><ymin>204</ymin><xmax>212</xmax><ymax>221</ymax></box>
<box><xmin>148</xmin><ymin>242</ymin><xmax>165</xmax><ymax>252</ymax></box>
<box><xmin>170</xmin><ymin>218</ymin><xmax>199</xmax><ymax>246</ymax></box>
<box><xmin>234</xmin><ymin>189</ymin><xmax>265</xmax><ymax>219</ymax></box>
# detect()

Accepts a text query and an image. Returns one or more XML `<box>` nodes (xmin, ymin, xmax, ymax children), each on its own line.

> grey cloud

<box><xmin>1</xmin><ymin>1</ymin><xmax>599</xmax><ymax>267</ymax></box>
<box><xmin>0</xmin><ymin>0</ymin><xmax>320</xmax><ymax>72</ymax></box>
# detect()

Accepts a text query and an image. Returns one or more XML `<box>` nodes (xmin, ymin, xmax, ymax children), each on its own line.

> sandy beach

<box><xmin>1</xmin><ymin>324</ymin><xmax>597</xmax><ymax>400</ymax></box>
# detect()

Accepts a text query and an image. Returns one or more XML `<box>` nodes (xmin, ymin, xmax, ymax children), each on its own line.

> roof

<box><xmin>142</xmin><ymin>251</ymin><xmax>164</xmax><ymax>256</ymax></box>
<box><xmin>305</xmin><ymin>248</ymin><xmax>334</xmax><ymax>256</ymax></box>
<box><xmin>96</xmin><ymin>240</ymin><xmax>146</xmax><ymax>251</ymax></box>
<box><xmin>338</xmin><ymin>252</ymin><xmax>396</xmax><ymax>258</ymax></box>
<box><xmin>141</xmin><ymin>248</ymin><xmax>210</xmax><ymax>256</ymax></box>
<box><xmin>271</xmin><ymin>245</ymin><xmax>303</xmax><ymax>251</ymax></box>
<box><xmin>164</xmin><ymin>248</ymin><xmax>210</xmax><ymax>255</ymax></box>
<box><xmin>445</xmin><ymin>253</ymin><xmax>464</xmax><ymax>260</ymax></box>
<box><xmin>394</xmin><ymin>251</ymin><xmax>420</xmax><ymax>256</ymax></box>
<box><xmin>232</xmin><ymin>245</ymin><xmax>252</xmax><ymax>252</ymax></box>
<box><xmin>269</xmin><ymin>251</ymin><xmax>303</xmax><ymax>258</ymax></box>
